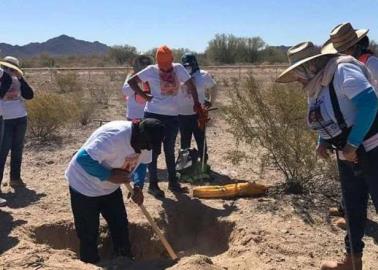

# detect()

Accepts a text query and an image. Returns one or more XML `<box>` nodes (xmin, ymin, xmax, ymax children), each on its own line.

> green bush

<box><xmin>27</xmin><ymin>92</ymin><xmax>78</xmax><ymax>140</ymax></box>
<box><xmin>223</xmin><ymin>75</ymin><xmax>337</xmax><ymax>193</ymax></box>
<box><xmin>55</xmin><ymin>72</ymin><xmax>82</xmax><ymax>93</ymax></box>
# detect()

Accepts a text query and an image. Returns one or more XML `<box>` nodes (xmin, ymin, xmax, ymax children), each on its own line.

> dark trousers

<box><xmin>338</xmin><ymin>146</ymin><xmax>378</xmax><ymax>254</ymax></box>
<box><xmin>69</xmin><ymin>187</ymin><xmax>131</xmax><ymax>263</ymax></box>
<box><xmin>144</xmin><ymin>112</ymin><xmax>178</xmax><ymax>184</ymax></box>
<box><xmin>0</xmin><ymin>116</ymin><xmax>27</xmax><ymax>184</ymax></box>
<box><xmin>178</xmin><ymin>114</ymin><xmax>207</xmax><ymax>161</ymax></box>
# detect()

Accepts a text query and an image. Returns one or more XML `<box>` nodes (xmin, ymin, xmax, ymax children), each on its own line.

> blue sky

<box><xmin>0</xmin><ymin>0</ymin><xmax>377</xmax><ymax>52</ymax></box>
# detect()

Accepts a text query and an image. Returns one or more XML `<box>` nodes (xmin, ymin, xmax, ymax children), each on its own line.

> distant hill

<box><xmin>0</xmin><ymin>35</ymin><xmax>110</xmax><ymax>58</ymax></box>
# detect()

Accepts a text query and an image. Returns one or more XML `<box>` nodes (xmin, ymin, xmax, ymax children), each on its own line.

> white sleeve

<box><xmin>367</xmin><ymin>57</ymin><xmax>378</xmax><ymax>88</ymax></box>
<box><xmin>204</xmin><ymin>73</ymin><xmax>216</xmax><ymax>89</ymax></box>
<box><xmin>175</xmin><ymin>64</ymin><xmax>191</xmax><ymax>83</ymax></box>
<box><xmin>335</xmin><ymin>63</ymin><xmax>372</xmax><ymax>99</ymax></box>
<box><xmin>121</xmin><ymin>83</ymin><xmax>134</xmax><ymax>97</ymax></box>
<box><xmin>136</xmin><ymin>65</ymin><xmax>153</xmax><ymax>83</ymax></box>
<box><xmin>84</xmin><ymin>136</ymin><xmax>116</xmax><ymax>164</ymax></box>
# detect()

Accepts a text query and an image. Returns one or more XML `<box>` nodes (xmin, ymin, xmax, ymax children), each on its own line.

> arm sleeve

<box><xmin>131</xmin><ymin>163</ymin><xmax>147</xmax><ymax>188</ymax></box>
<box><xmin>19</xmin><ymin>78</ymin><xmax>34</xmax><ymax>99</ymax></box>
<box><xmin>336</xmin><ymin>63</ymin><xmax>372</xmax><ymax>99</ymax></box>
<box><xmin>347</xmin><ymin>87</ymin><xmax>378</xmax><ymax>147</ymax></box>
<box><xmin>76</xmin><ymin>149</ymin><xmax>112</xmax><ymax>181</ymax></box>
<box><xmin>122</xmin><ymin>83</ymin><xmax>134</xmax><ymax>97</ymax></box>
<box><xmin>176</xmin><ymin>64</ymin><xmax>191</xmax><ymax>83</ymax></box>
<box><xmin>135</xmin><ymin>65</ymin><xmax>153</xmax><ymax>83</ymax></box>
<box><xmin>0</xmin><ymin>72</ymin><xmax>12</xmax><ymax>98</ymax></box>
<box><xmin>205</xmin><ymin>73</ymin><xmax>216</xmax><ymax>89</ymax></box>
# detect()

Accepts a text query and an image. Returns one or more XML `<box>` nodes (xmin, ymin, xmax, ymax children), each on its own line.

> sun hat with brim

<box><xmin>0</xmin><ymin>56</ymin><xmax>23</xmax><ymax>75</ymax></box>
<box><xmin>321</xmin><ymin>22</ymin><xmax>369</xmax><ymax>54</ymax></box>
<box><xmin>276</xmin><ymin>41</ymin><xmax>336</xmax><ymax>83</ymax></box>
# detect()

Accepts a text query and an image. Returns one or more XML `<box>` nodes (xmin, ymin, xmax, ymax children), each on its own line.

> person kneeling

<box><xmin>65</xmin><ymin>119</ymin><xmax>164</xmax><ymax>264</ymax></box>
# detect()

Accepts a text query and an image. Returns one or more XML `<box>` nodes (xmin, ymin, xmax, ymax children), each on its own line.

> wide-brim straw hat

<box><xmin>0</xmin><ymin>56</ymin><xmax>23</xmax><ymax>75</ymax></box>
<box><xmin>276</xmin><ymin>41</ymin><xmax>335</xmax><ymax>83</ymax></box>
<box><xmin>321</xmin><ymin>22</ymin><xmax>369</xmax><ymax>54</ymax></box>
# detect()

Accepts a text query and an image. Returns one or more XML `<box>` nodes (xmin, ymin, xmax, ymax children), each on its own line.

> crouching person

<box><xmin>65</xmin><ymin>119</ymin><xmax>164</xmax><ymax>264</ymax></box>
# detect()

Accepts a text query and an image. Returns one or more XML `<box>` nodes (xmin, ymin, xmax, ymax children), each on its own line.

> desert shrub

<box><xmin>74</xmin><ymin>98</ymin><xmax>96</xmax><ymax>126</ymax></box>
<box><xmin>27</xmin><ymin>92</ymin><xmax>78</xmax><ymax>140</ymax></box>
<box><xmin>55</xmin><ymin>72</ymin><xmax>82</xmax><ymax>93</ymax></box>
<box><xmin>87</xmin><ymin>82</ymin><xmax>112</xmax><ymax>105</ymax></box>
<box><xmin>223</xmin><ymin>75</ymin><xmax>337</xmax><ymax>194</ymax></box>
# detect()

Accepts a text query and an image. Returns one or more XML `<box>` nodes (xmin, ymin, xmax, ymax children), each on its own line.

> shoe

<box><xmin>114</xmin><ymin>247</ymin><xmax>135</xmax><ymax>261</ymax></box>
<box><xmin>321</xmin><ymin>253</ymin><xmax>362</xmax><ymax>270</ymax></box>
<box><xmin>148</xmin><ymin>184</ymin><xmax>165</xmax><ymax>199</ymax></box>
<box><xmin>332</xmin><ymin>218</ymin><xmax>347</xmax><ymax>230</ymax></box>
<box><xmin>168</xmin><ymin>182</ymin><xmax>189</xmax><ymax>193</ymax></box>
<box><xmin>329</xmin><ymin>206</ymin><xmax>344</xmax><ymax>217</ymax></box>
<box><xmin>9</xmin><ymin>179</ymin><xmax>26</xmax><ymax>188</ymax></box>
<box><xmin>0</xmin><ymin>197</ymin><xmax>6</xmax><ymax>207</ymax></box>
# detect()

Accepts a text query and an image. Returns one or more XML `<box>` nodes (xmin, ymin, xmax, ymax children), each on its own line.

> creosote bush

<box><xmin>223</xmin><ymin>75</ymin><xmax>337</xmax><ymax>194</ymax></box>
<box><xmin>55</xmin><ymin>72</ymin><xmax>82</xmax><ymax>93</ymax></box>
<box><xmin>27</xmin><ymin>92</ymin><xmax>78</xmax><ymax>140</ymax></box>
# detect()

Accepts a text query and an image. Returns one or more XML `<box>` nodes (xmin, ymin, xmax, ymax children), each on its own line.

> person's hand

<box><xmin>144</xmin><ymin>93</ymin><xmax>153</xmax><ymax>102</ymax></box>
<box><xmin>108</xmin><ymin>169</ymin><xmax>131</xmax><ymax>184</ymax></box>
<box><xmin>316</xmin><ymin>143</ymin><xmax>330</xmax><ymax>160</ymax></box>
<box><xmin>14</xmin><ymin>70</ymin><xmax>23</xmax><ymax>80</ymax></box>
<box><xmin>204</xmin><ymin>100</ymin><xmax>212</xmax><ymax>109</ymax></box>
<box><xmin>342</xmin><ymin>144</ymin><xmax>358</xmax><ymax>162</ymax></box>
<box><xmin>131</xmin><ymin>186</ymin><xmax>144</xmax><ymax>205</ymax></box>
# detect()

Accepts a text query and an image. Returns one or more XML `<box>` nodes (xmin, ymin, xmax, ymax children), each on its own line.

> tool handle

<box><xmin>124</xmin><ymin>183</ymin><xmax>178</xmax><ymax>260</ymax></box>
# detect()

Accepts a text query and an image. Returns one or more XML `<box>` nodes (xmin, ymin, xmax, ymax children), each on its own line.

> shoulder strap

<box><xmin>329</xmin><ymin>76</ymin><xmax>348</xmax><ymax>133</ymax></box>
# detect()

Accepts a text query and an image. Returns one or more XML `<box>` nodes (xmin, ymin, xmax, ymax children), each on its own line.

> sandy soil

<box><xmin>1</xmin><ymin>69</ymin><xmax>378</xmax><ymax>270</ymax></box>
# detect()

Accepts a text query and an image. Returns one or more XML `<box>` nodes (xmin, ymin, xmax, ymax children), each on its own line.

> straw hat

<box><xmin>321</xmin><ymin>22</ymin><xmax>369</xmax><ymax>54</ymax></box>
<box><xmin>276</xmin><ymin>42</ymin><xmax>335</xmax><ymax>83</ymax></box>
<box><xmin>0</xmin><ymin>56</ymin><xmax>23</xmax><ymax>75</ymax></box>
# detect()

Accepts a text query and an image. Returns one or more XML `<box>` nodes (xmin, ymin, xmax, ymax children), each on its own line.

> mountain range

<box><xmin>0</xmin><ymin>35</ymin><xmax>110</xmax><ymax>58</ymax></box>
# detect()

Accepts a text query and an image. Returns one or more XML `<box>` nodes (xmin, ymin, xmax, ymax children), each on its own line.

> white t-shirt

<box><xmin>65</xmin><ymin>121</ymin><xmax>152</xmax><ymax>197</ymax></box>
<box><xmin>136</xmin><ymin>63</ymin><xmax>191</xmax><ymax>116</ymax></box>
<box><xmin>307</xmin><ymin>63</ymin><xmax>373</xmax><ymax>139</ymax></box>
<box><xmin>366</xmin><ymin>55</ymin><xmax>378</xmax><ymax>90</ymax></box>
<box><xmin>122</xmin><ymin>74</ymin><xmax>147</xmax><ymax>120</ymax></box>
<box><xmin>1</xmin><ymin>76</ymin><xmax>27</xmax><ymax>120</ymax></box>
<box><xmin>178</xmin><ymin>70</ymin><xmax>216</xmax><ymax>115</ymax></box>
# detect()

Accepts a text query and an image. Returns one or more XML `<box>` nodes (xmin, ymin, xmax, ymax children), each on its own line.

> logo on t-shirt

<box><xmin>159</xmin><ymin>69</ymin><xmax>179</xmax><ymax>96</ymax></box>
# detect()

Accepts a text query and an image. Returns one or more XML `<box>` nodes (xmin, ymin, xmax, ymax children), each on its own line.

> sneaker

<box><xmin>9</xmin><ymin>179</ymin><xmax>26</xmax><ymax>188</ymax></box>
<box><xmin>168</xmin><ymin>182</ymin><xmax>189</xmax><ymax>193</ymax></box>
<box><xmin>148</xmin><ymin>184</ymin><xmax>165</xmax><ymax>199</ymax></box>
<box><xmin>114</xmin><ymin>247</ymin><xmax>135</xmax><ymax>261</ymax></box>
<box><xmin>0</xmin><ymin>197</ymin><xmax>6</xmax><ymax>207</ymax></box>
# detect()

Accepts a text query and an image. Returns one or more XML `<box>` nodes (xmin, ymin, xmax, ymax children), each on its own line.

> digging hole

<box><xmin>30</xmin><ymin>197</ymin><xmax>235</xmax><ymax>263</ymax></box>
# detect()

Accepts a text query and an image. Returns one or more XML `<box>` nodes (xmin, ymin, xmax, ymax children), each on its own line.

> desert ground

<box><xmin>1</xmin><ymin>66</ymin><xmax>377</xmax><ymax>270</ymax></box>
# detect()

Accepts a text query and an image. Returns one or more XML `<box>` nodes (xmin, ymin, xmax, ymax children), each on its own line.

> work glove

<box><xmin>194</xmin><ymin>103</ymin><xmax>209</xmax><ymax>130</ymax></box>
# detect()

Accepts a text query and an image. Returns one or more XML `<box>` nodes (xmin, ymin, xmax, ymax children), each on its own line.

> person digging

<box><xmin>65</xmin><ymin>118</ymin><xmax>164</xmax><ymax>264</ymax></box>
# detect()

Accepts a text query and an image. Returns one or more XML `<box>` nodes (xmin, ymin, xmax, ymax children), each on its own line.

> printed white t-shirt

<box><xmin>178</xmin><ymin>70</ymin><xmax>216</xmax><ymax>115</ymax></box>
<box><xmin>1</xmin><ymin>76</ymin><xmax>27</xmax><ymax>120</ymax></box>
<box><xmin>136</xmin><ymin>63</ymin><xmax>191</xmax><ymax>116</ymax></box>
<box><xmin>122</xmin><ymin>74</ymin><xmax>148</xmax><ymax>120</ymax></box>
<box><xmin>307</xmin><ymin>63</ymin><xmax>373</xmax><ymax>139</ymax></box>
<box><xmin>65</xmin><ymin>121</ymin><xmax>152</xmax><ymax>197</ymax></box>
<box><xmin>366</xmin><ymin>55</ymin><xmax>378</xmax><ymax>90</ymax></box>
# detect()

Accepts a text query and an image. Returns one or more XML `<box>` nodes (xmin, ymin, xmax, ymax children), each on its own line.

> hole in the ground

<box><xmin>29</xmin><ymin>196</ymin><xmax>235</xmax><ymax>265</ymax></box>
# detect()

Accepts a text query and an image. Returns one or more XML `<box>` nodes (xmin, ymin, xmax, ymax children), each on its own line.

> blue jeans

<box><xmin>144</xmin><ymin>112</ymin><xmax>178</xmax><ymax>185</ymax></box>
<box><xmin>178</xmin><ymin>114</ymin><xmax>207</xmax><ymax>161</ymax></box>
<box><xmin>338</xmin><ymin>146</ymin><xmax>378</xmax><ymax>254</ymax></box>
<box><xmin>0</xmin><ymin>116</ymin><xmax>27</xmax><ymax>184</ymax></box>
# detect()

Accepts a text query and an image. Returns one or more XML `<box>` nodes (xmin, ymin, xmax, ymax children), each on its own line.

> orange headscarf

<box><xmin>156</xmin><ymin>45</ymin><xmax>173</xmax><ymax>71</ymax></box>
